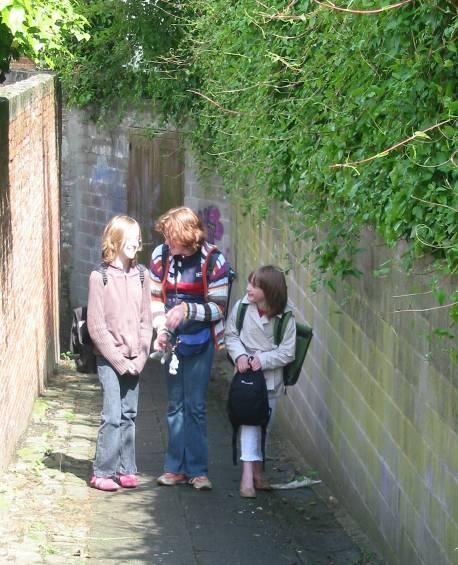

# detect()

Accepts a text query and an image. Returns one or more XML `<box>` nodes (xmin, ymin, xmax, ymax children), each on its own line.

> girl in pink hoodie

<box><xmin>87</xmin><ymin>215</ymin><xmax>152</xmax><ymax>491</ymax></box>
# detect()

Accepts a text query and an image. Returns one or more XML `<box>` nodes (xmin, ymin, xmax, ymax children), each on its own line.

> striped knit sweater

<box><xmin>150</xmin><ymin>242</ymin><xmax>229</xmax><ymax>350</ymax></box>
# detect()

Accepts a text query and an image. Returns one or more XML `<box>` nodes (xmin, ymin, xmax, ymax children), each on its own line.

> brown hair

<box><xmin>101</xmin><ymin>215</ymin><xmax>142</xmax><ymax>263</ymax></box>
<box><xmin>249</xmin><ymin>265</ymin><xmax>288</xmax><ymax>318</ymax></box>
<box><xmin>155</xmin><ymin>206</ymin><xmax>206</xmax><ymax>253</ymax></box>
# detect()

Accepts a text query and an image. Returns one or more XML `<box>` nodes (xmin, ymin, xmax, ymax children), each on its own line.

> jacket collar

<box><xmin>106</xmin><ymin>262</ymin><xmax>139</xmax><ymax>276</ymax></box>
<box><xmin>240</xmin><ymin>294</ymin><xmax>292</xmax><ymax>317</ymax></box>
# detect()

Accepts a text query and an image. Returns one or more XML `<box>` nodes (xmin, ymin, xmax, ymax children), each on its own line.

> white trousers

<box><xmin>240</xmin><ymin>396</ymin><xmax>277</xmax><ymax>462</ymax></box>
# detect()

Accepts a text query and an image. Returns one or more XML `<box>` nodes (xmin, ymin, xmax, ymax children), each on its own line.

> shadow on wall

<box><xmin>40</xmin><ymin>115</ymin><xmax>58</xmax><ymax>382</ymax></box>
<box><xmin>0</xmin><ymin>97</ymin><xmax>12</xmax><ymax>323</ymax></box>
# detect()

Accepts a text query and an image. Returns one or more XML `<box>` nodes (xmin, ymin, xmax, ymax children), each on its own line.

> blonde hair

<box><xmin>101</xmin><ymin>215</ymin><xmax>142</xmax><ymax>263</ymax></box>
<box><xmin>249</xmin><ymin>265</ymin><xmax>288</xmax><ymax>318</ymax></box>
<box><xmin>156</xmin><ymin>207</ymin><xmax>206</xmax><ymax>253</ymax></box>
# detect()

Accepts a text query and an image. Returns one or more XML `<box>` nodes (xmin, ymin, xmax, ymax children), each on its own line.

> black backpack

<box><xmin>235</xmin><ymin>302</ymin><xmax>313</xmax><ymax>387</ymax></box>
<box><xmin>227</xmin><ymin>368</ymin><xmax>271</xmax><ymax>466</ymax></box>
<box><xmin>69</xmin><ymin>263</ymin><xmax>145</xmax><ymax>373</ymax></box>
<box><xmin>70</xmin><ymin>306</ymin><xmax>97</xmax><ymax>373</ymax></box>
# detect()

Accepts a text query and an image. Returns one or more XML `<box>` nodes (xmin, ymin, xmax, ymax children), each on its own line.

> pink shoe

<box><xmin>117</xmin><ymin>474</ymin><xmax>139</xmax><ymax>488</ymax></box>
<box><xmin>90</xmin><ymin>475</ymin><xmax>119</xmax><ymax>491</ymax></box>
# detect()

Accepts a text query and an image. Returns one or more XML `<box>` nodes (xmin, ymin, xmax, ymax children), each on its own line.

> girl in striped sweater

<box><xmin>150</xmin><ymin>207</ymin><xmax>229</xmax><ymax>491</ymax></box>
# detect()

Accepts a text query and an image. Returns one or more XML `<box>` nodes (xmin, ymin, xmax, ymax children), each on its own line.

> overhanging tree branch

<box><xmin>314</xmin><ymin>0</ymin><xmax>414</xmax><ymax>15</ymax></box>
<box><xmin>330</xmin><ymin>119</ymin><xmax>452</xmax><ymax>169</ymax></box>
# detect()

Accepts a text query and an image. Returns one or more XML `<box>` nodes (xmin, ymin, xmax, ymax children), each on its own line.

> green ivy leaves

<box><xmin>52</xmin><ymin>0</ymin><xmax>457</xmax><ymax>338</ymax></box>
<box><xmin>0</xmin><ymin>0</ymin><xmax>89</xmax><ymax>80</ymax></box>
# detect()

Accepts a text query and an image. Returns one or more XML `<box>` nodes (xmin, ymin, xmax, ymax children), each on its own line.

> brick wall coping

<box><xmin>0</xmin><ymin>73</ymin><xmax>55</xmax><ymax>121</ymax></box>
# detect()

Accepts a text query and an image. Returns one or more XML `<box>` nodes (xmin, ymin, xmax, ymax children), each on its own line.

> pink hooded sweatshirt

<box><xmin>87</xmin><ymin>263</ymin><xmax>152</xmax><ymax>375</ymax></box>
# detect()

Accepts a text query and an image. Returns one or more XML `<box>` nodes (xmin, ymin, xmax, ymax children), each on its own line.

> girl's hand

<box><xmin>166</xmin><ymin>303</ymin><xmax>186</xmax><ymax>330</ymax></box>
<box><xmin>154</xmin><ymin>332</ymin><xmax>169</xmax><ymax>351</ymax></box>
<box><xmin>236</xmin><ymin>355</ymin><xmax>250</xmax><ymax>373</ymax></box>
<box><xmin>249</xmin><ymin>355</ymin><xmax>262</xmax><ymax>371</ymax></box>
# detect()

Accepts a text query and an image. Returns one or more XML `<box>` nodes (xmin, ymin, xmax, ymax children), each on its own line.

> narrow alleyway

<box><xmin>0</xmin><ymin>356</ymin><xmax>382</xmax><ymax>564</ymax></box>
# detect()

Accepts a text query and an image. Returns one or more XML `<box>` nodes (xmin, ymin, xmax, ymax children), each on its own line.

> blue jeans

<box><xmin>93</xmin><ymin>357</ymin><xmax>140</xmax><ymax>477</ymax></box>
<box><xmin>164</xmin><ymin>341</ymin><xmax>214</xmax><ymax>478</ymax></box>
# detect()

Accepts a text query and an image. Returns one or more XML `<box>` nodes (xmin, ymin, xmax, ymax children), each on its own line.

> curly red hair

<box><xmin>156</xmin><ymin>207</ymin><xmax>206</xmax><ymax>253</ymax></box>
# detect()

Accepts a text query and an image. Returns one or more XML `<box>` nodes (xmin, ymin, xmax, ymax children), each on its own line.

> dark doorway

<box><xmin>127</xmin><ymin>130</ymin><xmax>184</xmax><ymax>265</ymax></box>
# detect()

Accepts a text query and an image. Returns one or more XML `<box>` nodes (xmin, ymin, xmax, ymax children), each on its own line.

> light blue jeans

<box><xmin>93</xmin><ymin>357</ymin><xmax>140</xmax><ymax>478</ymax></box>
<box><xmin>164</xmin><ymin>341</ymin><xmax>214</xmax><ymax>478</ymax></box>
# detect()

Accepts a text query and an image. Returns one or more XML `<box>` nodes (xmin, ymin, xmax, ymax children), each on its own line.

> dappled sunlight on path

<box><xmin>0</xmin><ymin>357</ymin><xmax>382</xmax><ymax>564</ymax></box>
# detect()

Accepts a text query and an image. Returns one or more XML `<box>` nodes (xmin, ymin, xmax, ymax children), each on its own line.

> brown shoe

<box><xmin>157</xmin><ymin>472</ymin><xmax>188</xmax><ymax>486</ymax></box>
<box><xmin>254</xmin><ymin>477</ymin><xmax>272</xmax><ymax>491</ymax></box>
<box><xmin>239</xmin><ymin>486</ymin><xmax>256</xmax><ymax>498</ymax></box>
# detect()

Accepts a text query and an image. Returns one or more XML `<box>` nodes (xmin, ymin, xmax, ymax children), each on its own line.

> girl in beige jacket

<box><xmin>225</xmin><ymin>266</ymin><xmax>296</xmax><ymax>498</ymax></box>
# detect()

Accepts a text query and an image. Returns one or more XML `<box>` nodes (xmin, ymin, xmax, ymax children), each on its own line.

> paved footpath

<box><xmin>0</xmin><ymin>355</ymin><xmax>383</xmax><ymax>565</ymax></box>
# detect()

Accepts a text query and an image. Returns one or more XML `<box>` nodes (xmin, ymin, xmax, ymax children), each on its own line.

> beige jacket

<box><xmin>225</xmin><ymin>296</ymin><xmax>296</xmax><ymax>395</ymax></box>
<box><xmin>87</xmin><ymin>263</ymin><xmax>152</xmax><ymax>375</ymax></box>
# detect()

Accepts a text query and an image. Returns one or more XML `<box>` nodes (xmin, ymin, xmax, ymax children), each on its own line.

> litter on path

<box><xmin>271</xmin><ymin>476</ymin><xmax>322</xmax><ymax>489</ymax></box>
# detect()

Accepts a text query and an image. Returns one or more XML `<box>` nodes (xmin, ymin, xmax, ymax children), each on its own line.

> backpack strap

<box><xmin>260</xmin><ymin>406</ymin><xmax>272</xmax><ymax>469</ymax></box>
<box><xmin>273</xmin><ymin>310</ymin><xmax>293</xmax><ymax>346</ymax></box>
<box><xmin>235</xmin><ymin>301</ymin><xmax>248</xmax><ymax>334</ymax></box>
<box><xmin>225</xmin><ymin>266</ymin><xmax>237</xmax><ymax>320</ymax></box>
<box><xmin>96</xmin><ymin>263</ymin><xmax>145</xmax><ymax>287</ymax></box>
<box><xmin>138</xmin><ymin>264</ymin><xmax>145</xmax><ymax>287</ymax></box>
<box><xmin>261</xmin><ymin>424</ymin><xmax>268</xmax><ymax>470</ymax></box>
<box><xmin>232</xmin><ymin>425</ymin><xmax>239</xmax><ymax>466</ymax></box>
<box><xmin>96</xmin><ymin>263</ymin><xmax>108</xmax><ymax>286</ymax></box>
<box><xmin>160</xmin><ymin>244</ymin><xmax>171</xmax><ymax>303</ymax></box>
<box><xmin>201</xmin><ymin>243</ymin><xmax>219</xmax><ymax>301</ymax></box>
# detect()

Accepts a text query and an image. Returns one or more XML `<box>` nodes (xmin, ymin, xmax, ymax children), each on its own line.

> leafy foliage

<box><xmin>55</xmin><ymin>0</ymin><xmax>457</xmax><ymax>335</ymax></box>
<box><xmin>54</xmin><ymin>0</ymin><xmax>191</xmax><ymax>119</ymax></box>
<box><xmin>0</xmin><ymin>0</ymin><xmax>89</xmax><ymax>81</ymax></box>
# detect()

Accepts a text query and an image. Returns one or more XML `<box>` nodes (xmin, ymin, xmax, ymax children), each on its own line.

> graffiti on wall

<box><xmin>199</xmin><ymin>205</ymin><xmax>224</xmax><ymax>245</ymax></box>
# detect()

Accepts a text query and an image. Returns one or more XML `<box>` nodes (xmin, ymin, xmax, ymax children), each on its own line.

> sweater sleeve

<box><xmin>186</xmin><ymin>251</ymin><xmax>229</xmax><ymax>322</ymax></box>
<box><xmin>257</xmin><ymin>315</ymin><xmax>296</xmax><ymax>371</ymax></box>
<box><xmin>224</xmin><ymin>300</ymin><xmax>248</xmax><ymax>362</ymax></box>
<box><xmin>87</xmin><ymin>270</ymin><xmax>130</xmax><ymax>375</ymax></box>
<box><xmin>149</xmin><ymin>244</ymin><xmax>167</xmax><ymax>334</ymax></box>
<box><xmin>133</xmin><ymin>272</ymin><xmax>153</xmax><ymax>373</ymax></box>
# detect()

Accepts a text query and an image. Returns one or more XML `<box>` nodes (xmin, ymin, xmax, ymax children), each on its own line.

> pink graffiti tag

<box><xmin>199</xmin><ymin>206</ymin><xmax>224</xmax><ymax>244</ymax></box>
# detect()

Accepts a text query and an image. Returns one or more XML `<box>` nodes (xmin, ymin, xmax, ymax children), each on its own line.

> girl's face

<box><xmin>246</xmin><ymin>280</ymin><xmax>266</xmax><ymax>306</ymax></box>
<box><xmin>120</xmin><ymin>224</ymin><xmax>141</xmax><ymax>261</ymax></box>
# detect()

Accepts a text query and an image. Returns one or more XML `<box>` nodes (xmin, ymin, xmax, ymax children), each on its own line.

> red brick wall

<box><xmin>0</xmin><ymin>74</ymin><xmax>60</xmax><ymax>471</ymax></box>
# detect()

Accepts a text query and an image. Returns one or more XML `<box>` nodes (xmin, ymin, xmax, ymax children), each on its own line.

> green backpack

<box><xmin>235</xmin><ymin>302</ymin><xmax>313</xmax><ymax>387</ymax></box>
